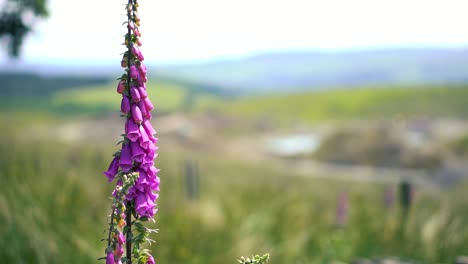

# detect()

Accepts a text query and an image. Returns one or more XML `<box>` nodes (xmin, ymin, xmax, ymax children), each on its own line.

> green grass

<box><xmin>1</xmin><ymin>122</ymin><xmax>468</xmax><ymax>263</ymax></box>
<box><xmin>197</xmin><ymin>85</ymin><xmax>468</xmax><ymax>124</ymax></box>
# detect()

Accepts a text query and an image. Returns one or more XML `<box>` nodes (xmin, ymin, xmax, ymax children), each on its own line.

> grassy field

<box><xmin>2</xmin><ymin>82</ymin><xmax>468</xmax><ymax>263</ymax></box>
<box><xmin>1</xmin><ymin>119</ymin><xmax>468</xmax><ymax>264</ymax></box>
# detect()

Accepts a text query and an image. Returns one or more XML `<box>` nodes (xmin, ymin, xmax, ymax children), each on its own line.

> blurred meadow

<box><xmin>2</xmin><ymin>0</ymin><xmax>468</xmax><ymax>263</ymax></box>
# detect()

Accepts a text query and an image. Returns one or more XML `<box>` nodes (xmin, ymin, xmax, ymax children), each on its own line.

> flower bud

<box><xmin>147</xmin><ymin>255</ymin><xmax>155</xmax><ymax>264</ymax></box>
<box><xmin>106</xmin><ymin>252</ymin><xmax>115</xmax><ymax>264</ymax></box>
<box><xmin>130</xmin><ymin>86</ymin><xmax>141</xmax><ymax>102</ymax></box>
<box><xmin>116</xmin><ymin>232</ymin><xmax>126</xmax><ymax>244</ymax></box>
<box><xmin>143</xmin><ymin>98</ymin><xmax>154</xmax><ymax>111</ymax></box>
<box><xmin>132</xmin><ymin>46</ymin><xmax>144</xmax><ymax>61</ymax></box>
<box><xmin>129</xmin><ymin>65</ymin><xmax>138</xmax><ymax>79</ymax></box>
<box><xmin>131</xmin><ymin>104</ymin><xmax>143</xmax><ymax>124</ymax></box>
<box><xmin>118</xmin><ymin>219</ymin><xmax>126</xmax><ymax>229</ymax></box>
<box><xmin>116</xmin><ymin>80</ymin><xmax>125</xmax><ymax>94</ymax></box>
<box><xmin>121</xmin><ymin>96</ymin><xmax>131</xmax><ymax>114</ymax></box>
<box><xmin>137</xmin><ymin>86</ymin><xmax>147</xmax><ymax>99</ymax></box>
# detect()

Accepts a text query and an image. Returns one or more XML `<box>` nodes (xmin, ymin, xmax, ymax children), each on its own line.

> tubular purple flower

<box><xmin>131</xmin><ymin>104</ymin><xmax>143</xmax><ymax>124</ymax></box>
<box><xmin>129</xmin><ymin>65</ymin><xmax>139</xmax><ymax>79</ymax></box>
<box><xmin>106</xmin><ymin>252</ymin><xmax>115</xmax><ymax>264</ymax></box>
<box><xmin>132</xmin><ymin>46</ymin><xmax>144</xmax><ymax>61</ymax></box>
<box><xmin>116</xmin><ymin>232</ymin><xmax>126</xmax><ymax>244</ymax></box>
<box><xmin>125</xmin><ymin>118</ymin><xmax>140</xmax><ymax>142</ymax></box>
<box><xmin>119</xmin><ymin>143</ymin><xmax>133</xmax><ymax>172</ymax></box>
<box><xmin>138</xmin><ymin>86</ymin><xmax>147</xmax><ymax>99</ymax></box>
<box><xmin>138</xmin><ymin>101</ymin><xmax>149</xmax><ymax>120</ymax></box>
<box><xmin>103</xmin><ymin>156</ymin><xmax>119</xmax><ymax>182</ymax></box>
<box><xmin>114</xmin><ymin>243</ymin><xmax>124</xmax><ymax>258</ymax></box>
<box><xmin>143</xmin><ymin>119</ymin><xmax>156</xmax><ymax>136</ymax></box>
<box><xmin>130</xmin><ymin>140</ymin><xmax>146</xmax><ymax>163</ymax></box>
<box><xmin>138</xmin><ymin>63</ymin><xmax>147</xmax><ymax>75</ymax></box>
<box><xmin>139</xmin><ymin>125</ymin><xmax>151</xmax><ymax>149</ymax></box>
<box><xmin>147</xmin><ymin>255</ymin><xmax>155</xmax><ymax>264</ymax></box>
<box><xmin>140</xmin><ymin>155</ymin><xmax>154</xmax><ymax>170</ymax></box>
<box><xmin>136</xmin><ymin>38</ymin><xmax>142</xmax><ymax>46</ymax></box>
<box><xmin>116</xmin><ymin>80</ymin><xmax>125</xmax><ymax>94</ymax></box>
<box><xmin>121</xmin><ymin>96</ymin><xmax>131</xmax><ymax>114</ymax></box>
<box><xmin>143</xmin><ymin>97</ymin><xmax>154</xmax><ymax>111</ymax></box>
<box><xmin>130</xmin><ymin>86</ymin><xmax>141</xmax><ymax>102</ymax></box>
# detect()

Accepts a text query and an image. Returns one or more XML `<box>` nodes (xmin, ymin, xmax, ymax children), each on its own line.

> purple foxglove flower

<box><xmin>129</xmin><ymin>65</ymin><xmax>139</xmax><ymax>79</ymax></box>
<box><xmin>135</xmin><ymin>192</ymin><xmax>148</xmax><ymax>216</ymax></box>
<box><xmin>132</xmin><ymin>46</ymin><xmax>144</xmax><ymax>61</ymax></box>
<box><xmin>150</xmin><ymin>136</ymin><xmax>158</xmax><ymax>144</ymax></box>
<box><xmin>139</xmin><ymin>125</ymin><xmax>151</xmax><ymax>149</ymax></box>
<box><xmin>138</xmin><ymin>101</ymin><xmax>149</xmax><ymax>120</ymax></box>
<box><xmin>136</xmin><ymin>169</ymin><xmax>149</xmax><ymax>191</ymax></box>
<box><xmin>116</xmin><ymin>80</ymin><xmax>125</xmax><ymax>94</ymax></box>
<box><xmin>121</xmin><ymin>96</ymin><xmax>131</xmax><ymax>114</ymax></box>
<box><xmin>119</xmin><ymin>143</ymin><xmax>133</xmax><ymax>172</ymax></box>
<box><xmin>145</xmin><ymin>143</ymin><xmax>158</xmax><ymax>157</ymax></box>
<box><xmin>103</xmin><ymin>156</ymin><xmax>119</xmax><ymax>182</ymax></box>
<box><xmin>117</xmin><ymin>232</ymin><xmax>126</xmax><ymax>244</ymax></box>
<box><xmin>136</xmin><ymin>38</ymin><xmax>142</xmax><ymax>46</ymax></box>
<box><xmin>131</xmin><ymin>104</ymin><xmax>143</xmax><ymax>124</ymax></box>
<box><xmin>143</xmin><ymin>119</ymin><xmax>156</xmax><ymax>136</ymax></box>
<box><xmin>147</xmin><ymin>255</ymin><xmax>155</xmax><ymax>264</ymax></box>
<box><xmin>143</xmin><ymin>98</ymin><xmax>154</xmax><ymax>111</ymax></box>
<box><xmin>130</xmin><ymin>141</ymin><xmax>146</xmax><ymax>162</ymax></box>
<box><xmin>146</xmin><ymin>166</ymin><xmax>160</xmax><ymax>177</ymax></box>
<box><xmin>115</xmin><ymin>243</ymin><xmax>124</xmax><ymax>258</ymax></box>
<box><xmin>138</xmin><ymin>86</ymin><xmax>147</xmax><ymax>99</ymax></box>
<box><xmin>138</xmin><ymin>63</ymin><xmax>147</xmax><ymax>75</ymax></box>
<box><xmin>125</xmin><ymin>118</ymin><xmax>140</xmax><ymax>142</ymax></box>
<box><xmin>130</xmin><ymin>86</ymin><xmax>141</xmax><ymax>102</ymax></box>
<box><xmin>140</xmin><ymin>155</ymin><xmax>154</xmax><ymax>170</ymax></box>
<box><xmin>106</xmin><ymin>252</ymin><xmax>115</xmax><ymax>264</ymax></box>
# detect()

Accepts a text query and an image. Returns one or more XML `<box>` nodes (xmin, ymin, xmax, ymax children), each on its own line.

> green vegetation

<box><xmin>198</xmin><ymin>85</ymin><xmax>468</xmax><ymax>124</ymax></box>
<box><xmin>1</xmin><ymin>122</ymin><xmax>467</xmax><ymax>263</ymax></box>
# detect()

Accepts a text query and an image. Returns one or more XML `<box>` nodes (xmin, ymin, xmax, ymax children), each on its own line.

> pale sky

<box><xmin>4</xmin><ymin>0</ymin><xmax>468</xmax><ymax>64</ymax></box>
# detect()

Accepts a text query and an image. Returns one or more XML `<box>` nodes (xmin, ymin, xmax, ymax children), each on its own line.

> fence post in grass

<box><xmin>399</xmin><ymin>180</ymin><xmax>414</xmax><ymax>215</ymax></box>
<box><xmin>184</xmin><ymin>159</ymin><xmax>199</xmax><ymax>200</ymax></box>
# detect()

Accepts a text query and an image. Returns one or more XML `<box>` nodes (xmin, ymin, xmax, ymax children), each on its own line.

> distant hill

<box><xmin>156</xmin><ymin>48</ymin><xmax>468</xmax><ymax>93</ymax></box>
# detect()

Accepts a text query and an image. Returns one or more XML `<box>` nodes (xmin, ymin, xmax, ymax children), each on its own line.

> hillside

<box><xmin>157</xmin><ymin>48</ymin><xmax>468</xmax><ymax>93</ymax></box>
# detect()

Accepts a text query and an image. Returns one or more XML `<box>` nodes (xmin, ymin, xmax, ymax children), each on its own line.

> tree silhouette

<box><xmin>0</xmin><ymin>0</ymin><xmax>48</xmax><ymax>57</ymax></box>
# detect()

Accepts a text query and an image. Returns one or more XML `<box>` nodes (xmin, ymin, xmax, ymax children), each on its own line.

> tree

<box><xmin>0</xmin><ymin>0</ymin><xmax>48</xmax><ymax>57</ymax></box>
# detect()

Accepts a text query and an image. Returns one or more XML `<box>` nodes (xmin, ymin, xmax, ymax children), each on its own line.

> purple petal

<box><xmin>130</xmin><ymin>86</ymin><xmax>141</xmax><ymax>102</ymax></box>
<box><xmin>131</xmin><ymin>104</ymin><xmax>143</xmax><ymax>124</ymax></box>
<box><xmin>121</xmin><ymin>96</ymin><xmax>131</xmax><ymax>114</ymax></box>
<box><xmin>119</xmin><ymin>143</ymin><xmax>133</xmax><ymax>172</ymax></box>
<box><xmin>143</xmin><ymin>119</ymin><xmax>156</xmax><ymax>136</ymax></box>
<box><xmin>137</xmin><ymin>86</ymin><xmax>147</xmax><ymax>99</ymax></box>
<box><xmin>103</xmin><ymin>156</ymin><xmax>119</xmax><ymax>182</ymax></box>
<box><xmin>139</xmin><ymin>125</ymin><xmax>151</xmax><ymax>149</ymax></box>
<box><xmin>125</xmin><ymin>118</ymin><xmax>140</xmax><ymax>142</ymax></box>
<box><xmin>143</xmin><ymin>98</ymin><xmax>154</xmax><ymax>111</ymax></box>
<box><xmin>130</xmin><ymin>141</ymin><xmax>146</xmax><ymax>162</ymax></box>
